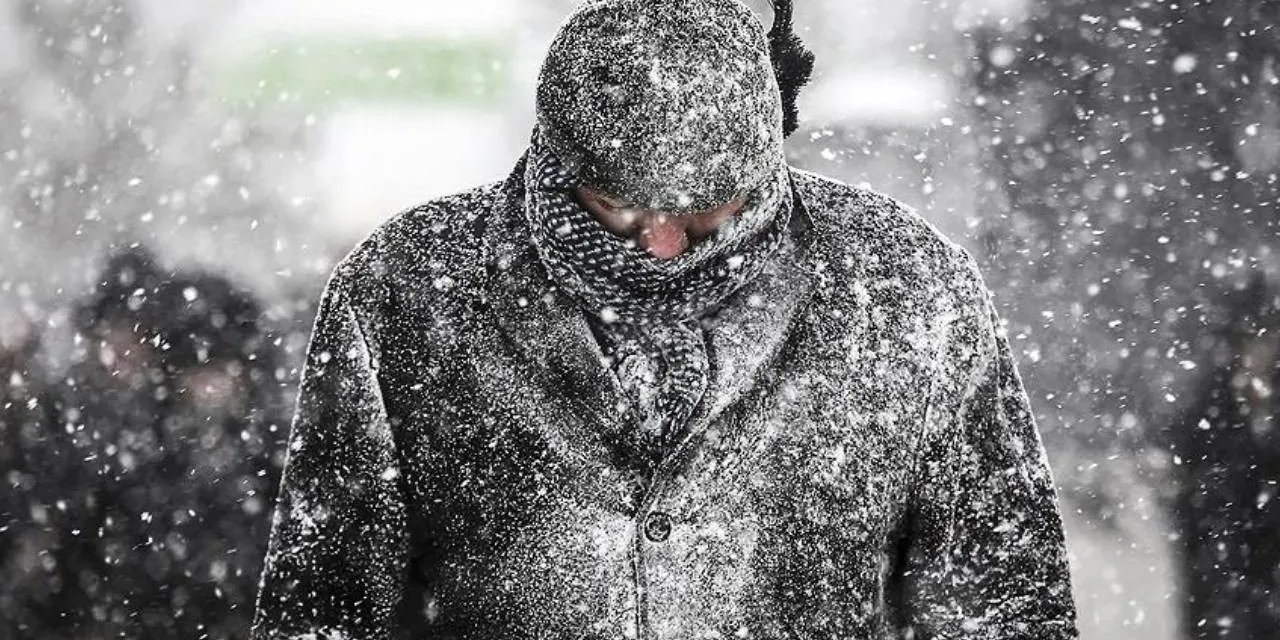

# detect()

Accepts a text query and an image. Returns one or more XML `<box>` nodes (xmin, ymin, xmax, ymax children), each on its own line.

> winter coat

<box><xmin>251</xmin><ymin>155</ymin><xmax>1078</xmax><ymax>639</ymax></box>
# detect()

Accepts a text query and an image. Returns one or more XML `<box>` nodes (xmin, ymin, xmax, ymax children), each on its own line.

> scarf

<box><xmin>522</xmin><ymin>130</ymin><xmax>792</xmax><ymax>457</ymax></box>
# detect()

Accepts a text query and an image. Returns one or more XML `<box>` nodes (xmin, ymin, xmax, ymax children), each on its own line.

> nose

<box><xmin>637</xmin><ymin>214</ymin><xmax>689</xmax><ymax>260</ymax></box>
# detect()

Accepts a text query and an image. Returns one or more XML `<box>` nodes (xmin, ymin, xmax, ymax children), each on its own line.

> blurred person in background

<box><xmin>0</xmin><ymin>305</ymin><xmax>66</xmax><ymax>635</ymax></box>
<box><xmin>253</xmin><ymin>0</ymin><xmax>1077</xmax><ymax>638</ymax></box>
<box><xmin>1170</xmin><ymin>274</ymin><xmax>1280</xmax><ymax>639</ymax></box>
<box><xmin>147</xmin><ymin>270</ymin><xmax>289</xmax><ymax>639</ymax></box>
<box><xmin>0</xmin><ymin>248</ymin><xmax>289</xmax><ymax>638</ymax></box>
<box><xmin>2</xmin><ymin>249</ymin><xmax>169</xmax><ymax>639</ymax></box>
<box><xmin>52</xmin><ymin>247</ymin><xmax>179</xmax><ymax>637</ymax></box>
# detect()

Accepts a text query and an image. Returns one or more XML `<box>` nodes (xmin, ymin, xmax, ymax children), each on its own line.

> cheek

<box><xmin>686</xmin><ymin>209</ymin><xmax>737</xmax><ymax>238</ymax></box>
<box><xmin>596</xmin><ymin>209</ymin><xmax>640</xmax><ymax>236</ymax></box>
<box><xmin>686</xmin><ymin>216</ymin><xmax>719</xmax><ymax>237</ymax></box>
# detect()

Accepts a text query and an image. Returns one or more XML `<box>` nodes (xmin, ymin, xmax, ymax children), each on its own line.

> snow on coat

<box><xmin>249</xmin><ymin>155</ymin><xmax>1079</xmax><ymax>639</ymax></box>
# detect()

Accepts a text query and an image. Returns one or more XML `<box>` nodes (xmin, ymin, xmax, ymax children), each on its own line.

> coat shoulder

<box><xmin>340</xmin><ymin>181</ymin><xmax>501</xmax><ymax>278</ymax></box>
<box><xmin>789</xmin><ymin>168</ymin><xmax>992</xmax><ymax>328</ymax></box>
<box><xmin>789</xmin><ymin>169</ymin><xmax>1004</xmax><ymax>418</ymax></box>
<box><xmin>323</xmin><ymin>181</ymin><xmax>505</xmax><ymax>326</ymax></box>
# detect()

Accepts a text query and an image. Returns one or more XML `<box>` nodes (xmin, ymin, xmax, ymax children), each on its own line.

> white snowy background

<box><xmin>7</xmin><ymin>0</ymin><xmax>1277</xmax><ymax>637</ymax></box>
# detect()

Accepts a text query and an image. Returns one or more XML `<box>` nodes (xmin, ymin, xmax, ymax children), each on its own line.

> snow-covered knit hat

<box><xmin>535</xmin><ymin>0</ymin><xmax>813</xmax><ymax>214</ymax></box>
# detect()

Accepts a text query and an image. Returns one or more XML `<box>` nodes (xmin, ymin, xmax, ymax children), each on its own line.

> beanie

<box><xmin>534</xmin><ymin>0</ymin><xmax>810</xmax><ymax>214</ymax></box>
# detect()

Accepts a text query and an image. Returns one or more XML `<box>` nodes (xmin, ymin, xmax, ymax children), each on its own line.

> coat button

<box><xmin>643</xmin><ymin>511</ymin><xmax>672</xmax><ymax>543</ymax></box>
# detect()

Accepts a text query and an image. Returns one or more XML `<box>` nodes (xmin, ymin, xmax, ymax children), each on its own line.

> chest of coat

<box><xmin>377</xmin><ymin>305</ymin><xmax>934</xmax><ymax>637</ymax></box>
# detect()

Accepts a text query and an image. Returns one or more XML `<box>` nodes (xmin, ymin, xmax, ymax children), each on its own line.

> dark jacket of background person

<box><xmin>250</xmin><ymin>156</ymin><xmax>1078</xmax><ymax>639</ymax></box>
<box><xmin>1170</xmin><ymin>276</ymin><xmax>1280</xmax><ymax>639</ymax></box>
<box><xmin>0</xmin><ymin>310</ymin><xmax>65</xmax><ymax>633</ymax></box>
<box><xmin>0</xmin><ymin>249</ymin><xmax>290</xmax><ymax>639</ymax></box>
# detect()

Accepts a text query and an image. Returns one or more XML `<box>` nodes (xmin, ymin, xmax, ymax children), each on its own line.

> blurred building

<box><xmin>202</xmin><ymin>0</ymin><xmax>989</xmax><ymax>244</ymax></box>
<box><xmin>208</xmin><ymin>0</ymin><xmax>537</xmax><ymax>242</ymax></box>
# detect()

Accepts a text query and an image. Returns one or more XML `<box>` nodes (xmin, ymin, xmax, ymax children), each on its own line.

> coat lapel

<box><xmin>481</xmin><ymin>157</ymin><xmax>630</xmax><ymax>435</ymax></box>
<box><xmin>681</xmin><ymin>210</ymin><xmax>815</xmax><ymax>439</ymax></box>
<box><xmin>481</xmin><ymin>157</ymin><xmax>817</xmax><ymax>470</ymax></box>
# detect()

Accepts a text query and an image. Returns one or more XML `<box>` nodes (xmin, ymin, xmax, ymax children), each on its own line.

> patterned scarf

<box><xmin>522</xmin><ymin>131</ymin><xmax>792</xmax><ymax>454</ymax></box>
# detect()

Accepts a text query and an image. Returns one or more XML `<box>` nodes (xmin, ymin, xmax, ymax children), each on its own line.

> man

<box><xmin>252</xmin><ymin>1</ymin><xmax>1078</xmax><ymax>638</ymax></box>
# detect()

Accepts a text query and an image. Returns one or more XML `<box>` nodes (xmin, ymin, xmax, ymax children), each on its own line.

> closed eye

<box><xmin>576</xmin><ymin>187</ymin><xmax>640</xmax><ymax>235</ymax></box>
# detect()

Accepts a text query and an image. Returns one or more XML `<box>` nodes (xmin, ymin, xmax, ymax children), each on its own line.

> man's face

<box><xmin>575</xmin><ymin>187</ymin><xmax>746</xmax><ymax>260</ymax></box>
<box><xmin>180</xmin><ymin>359</ymin><xmax>247</xmax><ymax>418</ymax></box>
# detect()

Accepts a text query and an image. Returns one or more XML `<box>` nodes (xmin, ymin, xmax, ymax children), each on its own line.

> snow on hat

<box><xmin>535</xmin><ymin>0</ymin><xmax>809</xmax><ymax>214</ymax></box>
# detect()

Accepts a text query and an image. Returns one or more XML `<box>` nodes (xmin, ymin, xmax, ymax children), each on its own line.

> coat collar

<box><xmin>481</xmin><ymin>154</ymin><xmax>817</xmax><ymax>468</ymax></box>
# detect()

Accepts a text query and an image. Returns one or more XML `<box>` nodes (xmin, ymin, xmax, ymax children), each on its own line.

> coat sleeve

<box><xmin>251</xmin><ymin>271</ymin><xmax>408</xmax><ymax>640</ymax></box>
<box><xmin>899</xmin><ymin>280</ymin><xmax>1078</xmax><ymax>639</ymax></box>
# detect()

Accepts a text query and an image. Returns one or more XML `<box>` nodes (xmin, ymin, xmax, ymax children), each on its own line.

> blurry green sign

<box><xmin>219</xmin><ymin>37</ymin><xmax>511</xmax><ymax>106</ymax></box>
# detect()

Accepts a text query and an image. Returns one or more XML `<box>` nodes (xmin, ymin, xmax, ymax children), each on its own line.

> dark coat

<box><xmin>251</xmin><ymin>157</ymin><xmax>1078</xmax><ymax>639</ymax></box>
<box><xmin>16</xmin><ymin>257</ymin><xmax>288</xmax><ymax>639</ymax></box>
